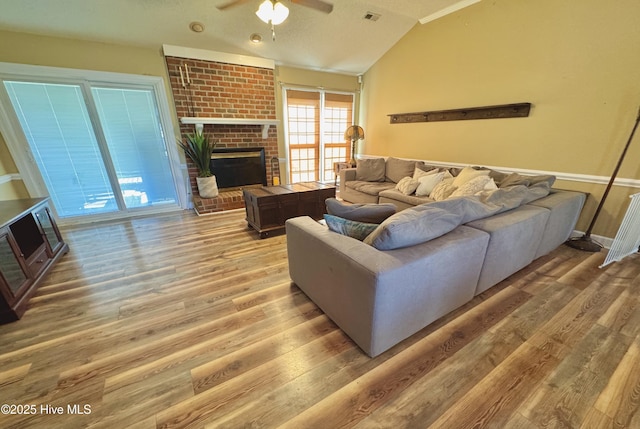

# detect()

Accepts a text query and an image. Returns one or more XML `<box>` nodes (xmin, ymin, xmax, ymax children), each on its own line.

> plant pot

<box><xmin>196</xmin><ymin>175</ymin><xmax>219</xmax><ymax>198</ymax></box>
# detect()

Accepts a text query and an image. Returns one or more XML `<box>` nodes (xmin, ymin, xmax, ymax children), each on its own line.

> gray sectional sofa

<box><xmin>286</xmin><ymin>156</ymin><xmax>586</xmax><ymax>357</ymax></box>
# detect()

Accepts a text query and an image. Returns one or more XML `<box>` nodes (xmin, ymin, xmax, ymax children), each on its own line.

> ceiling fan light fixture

<box><xmin>256</xmin><ymin>0</ymin><xmax>289</xmax><ymax>25</ymax></box>
<box><xmin>271</xmin><ymin>2</ymin><xmax>289</xmax><ymax>25</ymax></box>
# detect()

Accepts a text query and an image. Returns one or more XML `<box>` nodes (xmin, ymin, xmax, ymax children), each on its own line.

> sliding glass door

<box><xmin>3</xmin><ymin>80</ymin><xmax>178</xmax><ymax>218</ymax></box>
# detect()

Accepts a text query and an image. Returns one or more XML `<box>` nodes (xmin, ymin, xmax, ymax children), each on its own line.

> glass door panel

<box><xmin>0</xmin><ymin>233</ymin><xmax>28</xmax><ymax>296</ymax></box>
<box><xmin>91</xmin><ymin>87</ymin><xmax>177</xmax><ymax>209</ymax></box>
<box><xmin>285</xmin><ymin>89</ymin><xmax>353</xmax><ymax>183</ymax></box>
<box><xmin>4</xmin><ymin>81</ymin><xmax>117</xmax><ymax>217</ymax></box>
<box><xmin>35</xmin><ymin>207</ymin><xmax>61</xmax><ymax>253</ymax></box>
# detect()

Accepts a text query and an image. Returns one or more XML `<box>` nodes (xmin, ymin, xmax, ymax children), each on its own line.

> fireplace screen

<box><xmin>210</xmin><ymin>147</ymin><xmax>267</xmax><ymax>189</ymax></box>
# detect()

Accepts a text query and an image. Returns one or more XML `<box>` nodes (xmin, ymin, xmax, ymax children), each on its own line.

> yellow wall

<box><xmin>0</xmin><ymin>128</ymin><xmax>28</xmax><ymax>199</ymax></box>
<box><xmin>361</xmin><ymin>0</ymin><xmax>640</xmax><ymax>237</ymax></box>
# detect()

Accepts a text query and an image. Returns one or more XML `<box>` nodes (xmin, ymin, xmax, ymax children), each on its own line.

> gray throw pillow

<box><xmin>326</xmin><ymin>198</ymin><xmax>396</xmax><ymax>224</ymax></box>
<box><xmin>385</xmin><ymin>157</ymin><xmax>419</xmax><ymax>183</ymax></box>
<box><xmin>499</xmin><ymin>172</ymin><xmax>556</xmax><ymax>188</ymax></box>
<box><xmin>364</xmin><ymin>205</ymin><xmax>463</xmax><ymax>250</ymax></box>
<box><xmin>356</xmin><ymin>158</ymin><xmax>386</xmax><ymax>182</ymax></box>
<box><xmin>499</xmin><ymin>172</ymin><xmax>531</xmax><ymax>188</ymax></box>
<box><xmin>324</xmin><ymin>214</ymin><xmax>379</xmax><ymax>241</ymax></box>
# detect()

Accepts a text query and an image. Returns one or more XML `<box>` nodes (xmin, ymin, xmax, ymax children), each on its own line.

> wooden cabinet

<box><xmin>0</xmin><ymin>198</ymin><xmax>69</xmax><ymax>323</ymax></box>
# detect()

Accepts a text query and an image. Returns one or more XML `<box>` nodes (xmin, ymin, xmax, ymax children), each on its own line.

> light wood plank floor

<box><xmin>1</xmin><ymin>208</ymin><xmax>639</xmax><ymax>429</ymax></box>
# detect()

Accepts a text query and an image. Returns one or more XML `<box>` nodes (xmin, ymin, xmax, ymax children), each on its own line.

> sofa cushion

<box><xmin>324</xmin><ymin>214</ymin><xmax>379</xmax><ymax>241</ymax></box>
<box><xmin>346</xmin><ymin>180</ymin><xmax>396</xmax><ymax>196</ymax></box>
<box><xmin>325</xmin><ymin>198</ymin><xmax>396</xmax><ymax>223</ymax></box>
<box><xmin>364</xmin><ymin>205</ymin><xmax>463</xmax><ymax>250</ymax></box>
<box><xmin>467</xmin><ymin>205</ymin><xmax>549</xmax><ymax>295</ymax></box>
<box><xmin>385</xmin><ymin>157</ymin><xmax>418</xmax><ymax>183</ymax></box>
<box><xmin>356</xmin><ymin>158</ymin><xmax>386</xmax><ymax>182</ymax></box>
<box><xmin>379</xmin><ymin>189</ymin><xmax>434</xmax><ymax>206</ymax></box>
<box><xmin>395</xmin><ymin>176</ymin><xmax>420</xmax><ymax>195</ymax></box>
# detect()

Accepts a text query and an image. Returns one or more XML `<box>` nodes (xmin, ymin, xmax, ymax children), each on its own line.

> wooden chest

<box><xmin>243</xmin><ymin>182</ymin><xmax>336</xmax><ymax>238</ymax></box>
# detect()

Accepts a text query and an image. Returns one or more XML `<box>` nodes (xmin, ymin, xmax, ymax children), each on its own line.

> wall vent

<box><xmin>363</xmin><ymin>12</ymin><xmax>380</xmax><ymax>21</ymax></box>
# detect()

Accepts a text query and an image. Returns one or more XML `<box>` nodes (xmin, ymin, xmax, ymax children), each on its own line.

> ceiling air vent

<box><xmin>363</xmin><ymin>12</ymin><xmax>380</xmax><ymax>21</ymax></box>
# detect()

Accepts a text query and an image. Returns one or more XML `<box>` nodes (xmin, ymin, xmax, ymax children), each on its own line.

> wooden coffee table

<box><xmin>243</xmin><ymin>182</ymin><xmax>336</xmax><ymax>238</ymax></box>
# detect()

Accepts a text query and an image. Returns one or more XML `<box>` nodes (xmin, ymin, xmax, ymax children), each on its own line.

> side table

<box><xmin>333</xmin><ymin>162</ymin><xmax>352</xmax><ymax>186</ymax></box>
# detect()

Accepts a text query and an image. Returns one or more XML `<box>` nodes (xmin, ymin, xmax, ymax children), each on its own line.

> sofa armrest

<box><xmin>339</xmin><ymin>168</ymin><xmax>357</xmax><ymax>194</ymax></box>
<box><xmin>285</xmin><ymin>216</ymin><xmax>489</xmax><ymax>356</ymax></box>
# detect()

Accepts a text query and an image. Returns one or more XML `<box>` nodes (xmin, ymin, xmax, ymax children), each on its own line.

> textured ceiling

<box><xmin>0</xmin><ymin>0</ymin><xmax>478</xmax><ymax>74</ymax></box>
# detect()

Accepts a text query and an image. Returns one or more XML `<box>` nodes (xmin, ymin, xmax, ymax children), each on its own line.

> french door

<box><xmin>284</xmin><ymin>89</ymin><xmax>354</xmax><ymax>183</ymax></box>
<box><xmin>1</xmin><ymin>76</ymin><xmax>181</xmax><ymax>220</ymax></box>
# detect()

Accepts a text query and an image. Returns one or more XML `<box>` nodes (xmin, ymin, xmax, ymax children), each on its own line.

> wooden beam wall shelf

<box><xmin>388</xmin><ymin>103</ymin><xmax>531</xmax><ymax>124</ymax></box>
<box><xmin>180</xmin><ymin>117</ymin><xmax>279</xmax><ymax>139</ymax></box>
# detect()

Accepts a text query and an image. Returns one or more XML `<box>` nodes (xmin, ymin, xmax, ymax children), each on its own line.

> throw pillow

<box><xmin>450</xmin><ymin>175</ymin><xmax>492</xmax><ymax>198</ymax></box>
<box><xmin>452</xmin><ymin>166</ymin><xmax>490</xmax><ymax>188</ymax></box>
<box><xmin>356</xmin><ymin>158</ymin><xmax>386</xmax><ymax>182</ymax></box>
<box><xmin>498</xmin><ymin>172</ymin><xmax>531</xmax><ymax>188</ymax></box>
<box><xmin>395</xmin><ymin>176</ymin><xmax>420</xmax><ymax>195</ymax></box>
<box><xmin>413</xmin><ymin>166</ymin><xmax>438</xmax><ymax>180</ymax></box>
<box><xmin>363</xmin><ymin>205</ymin><xmax>463</xmax><ymax>250</ymax></box>
<box><xmin>385</xmin><ymin>157</ymin><xmax>418</xmax><ymax>183</ymax></box>
<box><xmin>415</xmin><ymin>163</ymin><xmax>440</xmax><ymax>174</ymax></box>
<box><xmin>530</xmin><ymin>174</ymin><xmax>556</xmax><ymax>188</ymax></box>
<box><xmin>429</xmin><ymin>178</ymin><xmax>457</xmax><ymax>201</ymax></box>
<box><xmin>484</xmin><ymin>178</ymin><xmax>499</xmax><ymax>191</ymax></box>
<box><xmin>415</xmin><ymin>171</ymin><xmax>445</xmax><ymax>197</ymax></box>
<box><xmin>498</xmin><ymin>172</ymin><xmax>556</xmax><ymax>189</ymax></box>
<box><xmin>324</xmin><ymin>214</ymin><xmax>379</xmax><ymax>241</ymax></box>
<box><xmin>325</xmin><ymin>198</ymin><xmax>396</xmax><ymax>223</ymax></box>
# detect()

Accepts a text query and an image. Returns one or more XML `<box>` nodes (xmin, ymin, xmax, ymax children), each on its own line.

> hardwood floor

<box><xmin>1</xmin><ymin>208</ymin><xmax>639</xmax><ymax>428</ymax></box>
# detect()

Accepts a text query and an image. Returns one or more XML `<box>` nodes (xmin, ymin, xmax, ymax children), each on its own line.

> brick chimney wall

<box><xmin>165</xmin><ymin>56</ymin><xmax>279</xmax><ymax>214</ymax></box>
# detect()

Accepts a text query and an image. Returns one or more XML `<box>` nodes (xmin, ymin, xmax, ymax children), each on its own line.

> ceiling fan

<box><xmin>216</xmin><ymin>0</ymin><xmax>333</xmax><ymax>15</ymax></box>
<box><xmin>217</xmin><ymin>0</ymin><xmax>332</xmax><ymax>41</ymax></box>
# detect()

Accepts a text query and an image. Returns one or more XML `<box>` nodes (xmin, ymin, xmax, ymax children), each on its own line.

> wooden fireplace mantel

<box><xmin>180</xmin><ymin>117</ymin><xmax>279</xmax><ymax>139</ymax></box>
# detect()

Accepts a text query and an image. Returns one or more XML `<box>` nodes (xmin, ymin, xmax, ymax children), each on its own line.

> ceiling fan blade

<box><xmin>216</xmin><ymin>0</ymin><xmax>251</xmax><ymax>11</ymax></box>
<box><xmin>291</xmin><ymin>0</ymin><xmax>333</xmax><ymax>14</ymax></box>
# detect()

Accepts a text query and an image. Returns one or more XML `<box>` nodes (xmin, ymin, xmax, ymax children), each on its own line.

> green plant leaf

<box><xmin>177</xmin><ymin>132</ymin><xmax>217</xmax><ymax>178</ymax></box>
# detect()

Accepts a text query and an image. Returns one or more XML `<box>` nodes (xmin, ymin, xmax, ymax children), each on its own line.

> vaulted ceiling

<box><xmin>0</xmin><ymin>0</ymin><xmax>478</xmax><ymax>75</ymax></box>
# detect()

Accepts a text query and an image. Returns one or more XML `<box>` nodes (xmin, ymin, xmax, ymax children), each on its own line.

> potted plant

<box><xmin>177</xmin><ymin>132</ymin><xmax>219</xmax><ymax>198</ymax></box>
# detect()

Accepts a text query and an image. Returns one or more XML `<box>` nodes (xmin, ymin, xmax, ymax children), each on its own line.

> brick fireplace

<box><xmin>165</xmin><ymin>54</ymin><xmax>279</xmax><ymax>215</ymax></box>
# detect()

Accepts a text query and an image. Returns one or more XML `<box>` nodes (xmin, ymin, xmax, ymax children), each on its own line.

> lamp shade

<box><xmin>344</xmin><ymin>125</ymin><xmax>365</xmax><ymax>141</ymax></box>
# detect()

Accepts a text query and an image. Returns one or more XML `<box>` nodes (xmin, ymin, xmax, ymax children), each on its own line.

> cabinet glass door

<box><xmin>35</xmin><ymin>207</ymin><xmax>61</xmax><ymax>253</ymax></box>
<box><xmin>0</xmin><ymin>233</ymin><xmax>28</xmax><ymax>296</ymax></box>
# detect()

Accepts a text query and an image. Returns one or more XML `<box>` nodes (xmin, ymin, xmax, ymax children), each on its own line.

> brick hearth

<box><xmin>192</xmin><ymin>189</ymin><xmax>244</xmax><ymax>215</ymax></box>
<box><xmin>166</xmin><ymin>55</ymin><xmax>278</xmax><ymax>214</ymax></box>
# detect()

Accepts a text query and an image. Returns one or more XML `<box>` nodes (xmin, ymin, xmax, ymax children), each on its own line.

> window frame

<box><xmin>282</xmin><ymin>86</ymin><xmax>355</xmax><ymax>184</ymax></box>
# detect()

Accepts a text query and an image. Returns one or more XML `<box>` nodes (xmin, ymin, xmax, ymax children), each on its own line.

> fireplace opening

<box><xmin>210</xmin><ymin>147</ymin><xmax>267</xmax><ymax>189</ymax></box>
